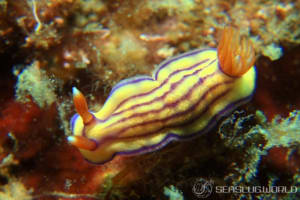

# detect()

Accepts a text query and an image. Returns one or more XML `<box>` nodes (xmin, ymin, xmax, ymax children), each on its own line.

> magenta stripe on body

<box><xmin>108</xmin><ymin>71</ymin><xmax>219</xmax><ymax>129</ymax></box>
<box><xmin>92</xmin><ymin>94</ymin><xmax>253</xmax><ymax>165</ymax></box>
<box><xmin>99</xmin><ymin>85</ymin><xmax>232</xmax><ymax>145</ymax></box>
<box><xmin>110</xmin><ymin>59</ymin><xmax>215</xmax><ymax>117</ymax></box>
<box><xmin>107</xmin><ymin>76</ymin><xmax>153</xmax><ymax>99</ymax></box>
<box><xmin>153</xmin><ymin>48</ymin><xmax>213</xmax><ymax>79</ymax></box>
<box><xmin>103</xmin><ymin>77</ymin><xmax>234</xmax><ymax>140</ymax></box>
<box><xmin>107</xmin><ymin>49</ymin><xmax>212</xmax><ymax>101</ymax></box>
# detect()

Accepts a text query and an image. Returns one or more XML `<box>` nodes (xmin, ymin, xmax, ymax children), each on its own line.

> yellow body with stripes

<box><xmin>69</xmin><ymin>27</ymin><xmax>256</xmax><ymax>164</ymax></box>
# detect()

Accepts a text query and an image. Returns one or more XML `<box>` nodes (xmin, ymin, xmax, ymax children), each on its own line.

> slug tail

<box><xmin>217</xmin><ymin>27</ymin><xmax>255</xmax><ymax>77</ymax></box>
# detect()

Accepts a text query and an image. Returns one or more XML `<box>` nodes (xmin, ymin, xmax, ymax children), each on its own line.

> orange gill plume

<box><xmin>217</xmin><ymin>27</ymin><xmax>255</xmax><ymax>77</ymax></box>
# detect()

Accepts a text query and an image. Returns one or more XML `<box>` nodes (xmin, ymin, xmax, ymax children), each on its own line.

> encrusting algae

<box><xmin>15</xmin><ymin>61</ymin><xmax>57</xmax><ymax>108</ymax></box>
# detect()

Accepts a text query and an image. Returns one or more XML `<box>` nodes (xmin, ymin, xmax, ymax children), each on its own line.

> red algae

<box><xmin>0</xmin><ymin>99</ymin><xmax>58</xmax><ymax>162</ymax></box>
<box><xmin>0</xmin><ymin>101</ymin><xmax>41</xmax><ymax>137</ymax></box>
<box><xmin>264</xmin><ymin>147</ymin><xmax>299</xmax><ymax>174</ymax></box>
<box><xmin>254</xmin><ymin>46</ymin><xmax>300</xmax><ymax>120</ymax></box>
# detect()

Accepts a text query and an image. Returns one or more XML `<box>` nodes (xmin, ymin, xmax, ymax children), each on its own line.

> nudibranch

<box><xmin>68</xmin><ymin>27</ymin><xmax>256</xmax><ymax>164</ymax></box>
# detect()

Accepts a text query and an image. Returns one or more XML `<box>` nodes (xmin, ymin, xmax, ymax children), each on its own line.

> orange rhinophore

<box><xmin>72</xmin><ymin>87</ymin><xmax>94</xmax><ymax>125</ymax></box>
<box><xmin>68</xmin><ymin>135</ymin><xmax>97</xmax><ymax>151</ymax></box>
<box><xmin>217</xmin><ymin>27</ymin><xmax>255</xmax><ymax>77</ymax></box>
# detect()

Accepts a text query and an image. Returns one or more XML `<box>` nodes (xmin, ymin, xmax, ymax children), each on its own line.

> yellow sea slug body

<box><xmin>68</xmin><ymin>27</ymin><xmax>256</xmax><ymax>164</ymax></box>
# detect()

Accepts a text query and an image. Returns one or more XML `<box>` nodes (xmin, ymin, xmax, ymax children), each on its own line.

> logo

<box><xmin>192</xmin><ymin>178</ymin><xmax>214</xmax><ymax>198</ymax></box>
